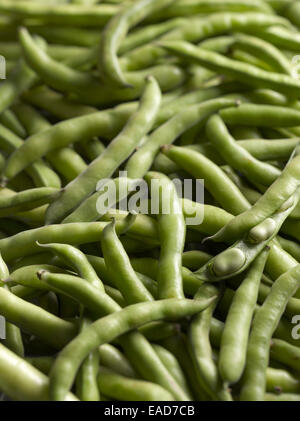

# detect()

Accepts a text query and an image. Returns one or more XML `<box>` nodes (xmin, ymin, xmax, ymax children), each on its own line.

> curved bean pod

<box><xmin>49</xmin><ymin>297</ymin><xmax>216</xmax><ymax>401</ymax></box>
<box><xmin>7</xmin><ymin>264</ymin><xmax>70</xmax><ymax>291</ymax></box>
<box><xmin>160</xmin><ymin>41</ymin><xmax>300</xmax><ymax>97</ymax></box>
<box><xmin>208</xmin><ymin>150</ymin><xmax>300</xmax><ymax>243</ymax></box>
<box><xmin>156</xmin><ymin>137</ymin><xmax>299</xmax><ymax>173</ymax></box>
<box><xmin>195</xmin><ymin>192</ymin><xmax>299</xmax><ymax>282</ymax></box>
<box><xmin>120</xmin><ymin>12</ymin><xmax>289</xmax><ymax>70</ymax></box>
<box><xmin>36</xmin><ymin>242</ymin><xmax>103</xmax><ymax>290</ymax></box>
<box><xmin>46</xmin><ymin>76</ymin><xmax>161</xmax><ymax>224</ymax></box>
<box><xmin>0</xmin><ymin>253</ymin><xmax>24</xmax><ymax>358</ymax></box>
<box><xmin>162</xmin><ymin>144</ymin><xmax>251</xmax><ymax>215</ymax></box>
<box><xmin>99</xmin><ymin>0</ymin><xmax>174</xmax><ymax>87</ymax></box>
<box><xmin>101</xmin><ymin>219</ymin><xmax>154</xmax><ymax>304</ymax></box>
<box><xmin>126</xmin><ymin>97</ymin><xmax>238</xmax><ymax>179</ymax></box>
<box><xmin>119</xmin><ymin>17</ymin><xmax>186</xmax><ymax>55</ymax></box>
<box><xmin>165</xmin><ymin>11</ymin><xmax>290</xmax><ymax>42</ymax></box>
<box><xmin>206</xmin><ymin>114</ymin><xmax>281</xmax><ymax>186</ymax></box>
<box><xmin>3</xmin><ymin>108</ymin><xmax>133</xmax><ymax>182</ymax></box>
<box><xmin>19</xmin><ymin>28</ymin><xmax>183</xmax><ymax>105</ymax></box>
<box><xmin>232</xmin><ymin>32</ymin><xmax>292</xmax><ymax>75</ymax></box>
<box><xmin>37</xmin><ymin>270</ymin><xmax>120</xmax><ymax>317</ymax></box>
<box><xmin>39</xmin><ymin>270</ymin><xmax>191</xmax><ymax>401</ymax></box>
<box><xmin>236</xmin><ymin>138</ymin><xmax>300</xmax><ymax>161</ymax></box>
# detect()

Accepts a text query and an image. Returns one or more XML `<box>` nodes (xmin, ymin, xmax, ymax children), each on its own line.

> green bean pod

<box><xmin>98</xmin><ymin>344</ymin><xmax>137</xmax><ymax>379</ymax></box>
<box><xmin>195</xmin><ymin>192</ymin><xmax>299</xmax><ymax>282</ymax></box>
<box><xmin>240</xmin><ymin>264</ymin><xmax>300</xmax><ymax>401</ymax></box>
<box><xmin>6</xmin><ymin>264</ymin><xmax>71</xmax><ymax>291</ymax></box>
<box><xmin>220</xmin><ymin>104</ymin><xmax>300</xmax><ymax>127</ymax></box>
<box><xmin>218</xmin><ymin>248</ymin><xmax>269</xmax><ymax>385</ymax></box>
<box><xmin>120</xmin><ymin>12</ymin><xmax>289</xmax><ymax>70</ymax></box>
<box><xmin>145</xmin><ymin>172</ymin><xmax>185</xmax><ymax>299</ymax></box>
<box><xmin>206</xmin><ymin>114</ymin><xmax>281</xmax><ymax>186</ymax></box>
<box><xmin>0</xmin><ymin>109</ymin><xmax>26</xmax><ymax>138</ymax></box>
<box><xmin>0</xmin><ymin>287</ymin><xmax>77</xmax><ymax>349</ymax></box>
<box><xmin>49</xmin><ymin>297</ymin><xmax>215</xmax><ymax>401</ymax></box>
<box><xmin>46</xmin><ymin>76</ymin><xmax>161</xmax><ymax>224</ymax></box>
<box><xmin>160</xmin><ymin>40</ymin><xmax>300</xmax><ymax>97</ymax></box>
<box><xmin>207</xmin><ymin>150</ymin><xmax>300</xmax><ymax>244</ymax></box>
<box><xmin>0</xmin><ymin>187</ymin><xmax>59</xmax><ymax>217</ymax></box>
<box><xmin>152</xmin><ymin>344</ymin><xmax>191</xmax><ymax>397</ymax></box>
<box><xmin>126</xmin><ymin>97</ymin><xmax>239</xmax><ymax>179</ymax></box>
<box><xmin>0</xmin><ymin>344</ymin><xmax>78</xmax><ymax>401</ymax></box>
<box><xmin>0</xmin><ymin>59</ymin><xmax>37</xmax><ymax>114</ymax></box>
<box><xmin>0</xmin><ymin>123</ymin><xmax>61</xmax><ymax>189</ymax></box>
<box><xmin>20</xmin><ymin>28</ymin><xmax>183</xmax><ymax>105</ymax></box>
<box><xmin>97</xmin><ymin>367</ymin><xmax>174</xmax><ymax>401</ymax></box>
<box><xmin>101</xmin><ymin>218</ymin><xmax>154</xmax><ymax>304</ymax></box>
<box><xmin>0</xmin><ymin>222</ymin><xmax>111</xmax><ymax>262</ymax></box>
<box><xmin>188</xmin><ymin>283</ymin><xmax>232</xmax><ymax>401</ymax></box>
<box><xmin>23</xmin><ymin>85</ymin><xmax>98</xmax><ymax>119</ymax></box>
<box><xmin>162</xmin><ymin>144</ymin><xmax>250</xmax><ymax>215</ymax></box>
<box><xmin>36</xmin><ymin>242</ymin><xmax>103</xmax><ymax>290</ymax></box>
<box><xmin>0</xmin><ymin>1</ymin><xmax>118</xmax><ymax>26</ymax></box>
<box><xmin>63</xmin><ymin>177</ymin><xmax>139</xmax><ymax>223</ymax></box>
<box><xmin>270</xmin><ymin>339</ymin><xmax>300</xmax><ymax>372</ymax></box>
<box><xmin>39</xmin><ymin>270</ymin><xmax>192</xmax><ymax>401</ymax></box>
<box><xmin>99</xmin><ymin>0</ymin><xmax>174</xmax><ymax>87</ymax></box>
<box><xmin>266</xmin><ymin>367</ymin><xmax>300</xmax><ymax>394</ymax></box>
<box><xmin>75</xmin><ymin>317</ymin><xmax>100</xmax><ymax>402</ymax></box>
<box><xmin>148</xmin><ymin>0</ymin><xmax>273</xmax><ymax>20</ymax></box>
<box><xmin>232</xmin><ymin>32</ymin><xmax>292</xmax><ymax>75</ymax></box>
<box><xmin>13</xmin><ymin>102</ymin><xmax>88</xmax><ymax>183</ymax></box>
<box><xmin>256</xmin><ymin>25</ymin><xmax>300</xmax><ymax>51</ymax></box>
<box><xmin>277</xmin><ymin>236</ymin><xmax>300</xmax><ymax>261</ymax></box>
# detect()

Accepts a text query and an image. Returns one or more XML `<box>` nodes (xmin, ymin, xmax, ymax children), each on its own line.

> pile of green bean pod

<box><xmin>1</xmin><ymin>0</ymin><xmax>300</xmax><ymax>403</ymax></box>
